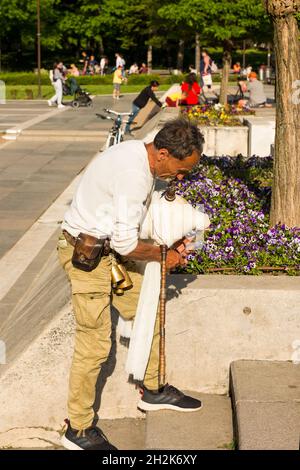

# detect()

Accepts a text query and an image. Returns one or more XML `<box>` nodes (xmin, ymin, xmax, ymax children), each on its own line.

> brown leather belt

<box><xmin>62</xmin><ymin>230</ymin><xmax>111</xmax><ymax>256</ymax></box>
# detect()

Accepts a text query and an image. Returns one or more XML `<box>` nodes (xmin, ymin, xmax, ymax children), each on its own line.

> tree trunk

<box><xmin>177</xmin><ymin>39</ymin><xmax>184</xmax><ymax>72</ymax></box>
<box><xmin>269</xmin><ymin>12</ymin><xmax>300</xmax><ymax>226</ymax></box>
<box><xmin>219</xmin><ymin>43</ymin><xmax>232</xmax><ymax>104</ymax></box>
<box><xmin>195</xmin><ymin>33</ymin><xmax>201</xmax><ymax>74</ymax></box>
<box><xmin>242</xmin><ymin>39</ymin><xmax>246</xmax><ymax>69</ymax></box>
<box><xmin>166</xmin><ymin>44</ymin><xmax>172</xmax><ymax>72</ymax></box>
<box><xmin>98</xmin><ymin>36</ymin><xmax>104</xmax><ymax>57</ymax></box>
<box><xmin>147</xmin><ymin>44</ymin><xmax>152</xmax><ymax>74</ymax></box>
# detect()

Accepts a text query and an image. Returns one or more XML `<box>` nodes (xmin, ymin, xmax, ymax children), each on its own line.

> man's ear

<box><xmin>156</xmin><ymin>148</ymin><xmax>170</xmax><ymax>161</ymax></box>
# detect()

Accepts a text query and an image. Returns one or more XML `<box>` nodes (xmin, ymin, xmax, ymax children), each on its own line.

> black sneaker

<box><xmin>138</xmin><ymin>384</ymin><xmax>202</xmax><ymax>412</ymax></box>
<box><xmin>61</xmin><ymin>419</ymin><xmax>118</xmax><ymax>450</ymax></box>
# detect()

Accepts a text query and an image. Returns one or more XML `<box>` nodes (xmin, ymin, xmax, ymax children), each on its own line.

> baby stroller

<box><xmin>62</xmin><ymin>77</ymin><xmax>93</xmax><ymax>108</ymax></box>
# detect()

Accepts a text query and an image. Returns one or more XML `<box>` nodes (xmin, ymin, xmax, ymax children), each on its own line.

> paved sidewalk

<box><xmin>0</xmin><ymin>95</ymin><xmax>135</xmax><ymax>258</ymax></box>
<box><xmin>0</xmin><ymin>100</ymin><xmax>54</xmax><ymax>133</ymax></box>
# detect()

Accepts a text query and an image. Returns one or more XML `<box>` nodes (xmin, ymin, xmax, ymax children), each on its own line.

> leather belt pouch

<box><xmin>72</xmin><ymin>233</ymin><xmax>109</xmax><ymax>272</ymax></box>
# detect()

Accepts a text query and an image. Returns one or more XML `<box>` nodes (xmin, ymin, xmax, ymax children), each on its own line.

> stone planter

<box><xmin>199</xmin><ymin>125</ymin><xmax>248</xmax><ymax>157</ymax></box>
<box><xmin>243</xmin><ymin>117</ymin><xmax>275</xmax><ymax>157</ymax></box>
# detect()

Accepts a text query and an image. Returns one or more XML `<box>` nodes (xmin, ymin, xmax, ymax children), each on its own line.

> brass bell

<box><xmin>114</xmin><ymin>287</ymin><xmax>125</xmax><ymax>296</ymax></box>
<box><xmin>111</xmin><ymin>260</ymin><xmax>125</xmax><ymax>287</ymax></box>
<box><xmin>117</xmin><ymin>263</ymin><xmax>133</xmax><ymax>290</ymax></box>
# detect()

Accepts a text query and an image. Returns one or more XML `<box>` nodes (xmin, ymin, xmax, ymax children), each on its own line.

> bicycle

<box><xmin>96</xmin><ymin>108</ymin><xmax>133</xmax><ymax>149</ymax></box>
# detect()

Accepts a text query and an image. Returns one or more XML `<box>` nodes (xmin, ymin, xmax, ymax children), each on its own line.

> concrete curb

<box><xmin>230</xmin><ymin>360</ymin><xmax>300</xmax><ymax>450</ymax></box>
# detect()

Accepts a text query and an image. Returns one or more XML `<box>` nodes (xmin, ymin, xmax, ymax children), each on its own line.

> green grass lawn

<box><xmin>4</xmin><ymin>84</ymin><xmax>170</xmax><ymax>100</ymax></box>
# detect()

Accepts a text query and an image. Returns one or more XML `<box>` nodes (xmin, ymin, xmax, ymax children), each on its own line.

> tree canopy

<box><xmin>0</xmin><ymin>0</ymin><xmax>296</xmax><ymax>70</ymax></box>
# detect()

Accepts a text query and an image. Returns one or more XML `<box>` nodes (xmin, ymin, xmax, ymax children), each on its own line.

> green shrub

<box><xmin>126</xmin><ymin>73</ymin><xmax>161</xmax><ymax>85</ymax></box>
<box><xmin>75</xmin><ymin>74</ymin><xmax>113</xmax><ymax>85</ymax></box>
<box><xmin>0</xmin><ymin>69</ymin><xmax>240</xmax><ymax>89</ymax></box>
<box><xmin>0</xmin><ymin>72</ymin><xmax>51</xmax><ymax>85</ymax></box>
<box><xmin>0</xmin><ymin>71</ymin><xmax>163</xmax><ymax>86</ymax></box>
<box><xmin>0</xmin><ymin>72</ymin><xmax>114</xmax><ymax>86</ymax></box>
<box><xmin>164</xmin><ymin>74</ymin><xmax>185</xmax><ymax>84</ymax></box>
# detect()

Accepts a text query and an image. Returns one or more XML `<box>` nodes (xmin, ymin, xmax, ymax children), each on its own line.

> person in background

<box><xmin>239</xmin><ymin>71</ymin><xmax>272</xmax><ymax>108</ymax></box>
<box><xmin>188</xmin><ymin>65</ymin><xmax>197</xmax><ymax>74</ymax></box>
<box><xmin>246</xmin><ymin>65</ymin><xmax>252</xmax><ymax>77</ymax></box>
<box><xmin>129</xmin><ymin>63</ymin><xmax>139</xmax><ymax>74</ymax></box>
<box><xmin>125</xmin><ymin>80</ymin><xmax>162</xmax><ymax>134</ymax></box>
<box><xmin>165</xmin><ymin>90</ymin><xmax>188</xmax><ymax>107</ymax></box>
<box><xmin>69</xmin><ymin>64</ymin><xmax>80</xmax><ymax>77</ymax></box>
<box><xmin>48</xmin><ymin>61</ymin><xmax>66</xmax><ymax>109</ymax></box>
<box><xmin>115</xmin><ymin>52</ymin><xmax>123</xmax><ymax>68</ymax></box>
<box><xmin>112</xmin><ymin>65</ymin><xmax>123</xmax><ymax>99</ymax></box>
<box><xmin>100</xmin><ymin>56</ymin><xmax>108</xmax><ymax>75</ymax></box>
<box><xmin>233</xmin><ymin>62</ymin><xmax>241</xmax><ymax>74</ymax></box>
<box><xmin>88</xmin><ymin>55</ymin><xmax>98</xmax><ymax>74</ymax></box>
<box><xmin>80</xmin><ymin>51</ymin><xmax>89</xmax><ymax>75</ymax></box>
<box><xmin>200</xmin><ymin>51</ymin><xmax>213</xmax><ymax>89</ymax></box>
<box><xmin>139</xmin><ymin>63</ymin><xmax>148</xmax><ymax>74</ymax></box>
<box><xmin>180</xmin><ymin>73</ymin><xmax>201</xmax><ymax>106</ymax></box>
<box><xmin>115</xmin><ymin>52</ymin><xmax>126</xmax><ymax>78</ymax></box>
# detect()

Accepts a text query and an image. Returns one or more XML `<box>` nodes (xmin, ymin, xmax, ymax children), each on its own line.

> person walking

<box><xmin>200</xmin><ymin>50</ymin><xmax>213</xmax><ymax>90</ymax></box>
<box><xmin>125</xmin><ymin>80</ymin><xmax>162</xmax><ymax>134</ymax></box>
<box><xmin>48</xmin><ymin>61</ymin><xmax>66</xmax><ymax>108</ymax></box>
<box><xmin>58</xmin><ymin>118</ymin><xmax>205</xmax><ymax>450</ymax></box>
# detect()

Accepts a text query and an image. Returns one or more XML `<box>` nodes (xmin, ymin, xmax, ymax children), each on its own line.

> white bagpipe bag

<box><xmin>118</xmin><ymin>190</ymin><xmax>210</xmax><ymax>380</ymax></box>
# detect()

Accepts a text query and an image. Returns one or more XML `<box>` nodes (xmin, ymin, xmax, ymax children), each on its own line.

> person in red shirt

<box><xmin>180</xmin><ymin>73</ymin><xmax>201</xmax><ymax>106</ymax></box>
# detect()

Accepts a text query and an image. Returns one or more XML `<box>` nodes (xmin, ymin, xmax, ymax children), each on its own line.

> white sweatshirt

<box><xmin>62</xmin><ymin>140</ymin><xmax>154</xmax><ymax>255</ymax></box>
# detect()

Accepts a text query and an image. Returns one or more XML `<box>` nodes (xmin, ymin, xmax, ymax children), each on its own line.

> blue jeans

<box><xmin>125</xmin><ymin>104</ymin><xmax>140</xmax><ymax>133</ymax></box>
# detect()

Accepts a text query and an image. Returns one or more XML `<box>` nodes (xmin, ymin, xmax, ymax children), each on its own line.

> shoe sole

<box><xmin>61</xmin><ymin>434</ymin><xmax>84</xmax><ymax>450</ymax></box>
<box><xmin>137</xmin><ymin>400</ymin><xmax>203</xmax><ymax>412</ymax></box>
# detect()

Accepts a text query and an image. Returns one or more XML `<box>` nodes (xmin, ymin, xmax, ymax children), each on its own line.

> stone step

<box><xmin>145</xmin><ymin>392</ymin><xmax>234</xmax><ymax>450</ymax></box>
<box><xmin>0</xmin><ymin>418</ymin><xmax>146</xmax><ymax>450</ymax></box>
<box><xmin>101</xmin><ymin>418</ymin><xmax>146</xmax><ymax>450</ymax></box>
<box><xmin>230</xmin><ymin>360</ymin><xmax>300</xmax><ymax>450</ymax></box>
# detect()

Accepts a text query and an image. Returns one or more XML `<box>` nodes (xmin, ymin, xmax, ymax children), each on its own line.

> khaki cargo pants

<box><xmin>57</xmin><ymin>234</ymin><xmax>160</xmax><ymax>430</ymax></box>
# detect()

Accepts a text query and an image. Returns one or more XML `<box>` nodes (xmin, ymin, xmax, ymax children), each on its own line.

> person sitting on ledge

<box><xmin>165</xmin><ymin>90</ymin><xmax>188</xmax><ymax>107</ymax></box>
<box><xmin>180</xmin><ymin>73</ymin><xmax>201</xmax><ymax>106</ymax></box>
<box><xmin>239</xmin><ymin>72</ymin><xmax>272</xmax><ymax>108</ymax></box>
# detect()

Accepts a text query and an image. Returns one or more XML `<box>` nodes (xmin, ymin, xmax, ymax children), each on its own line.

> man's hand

<box><xmin>172</xmin><ymin>237</ymin><xmax>192</xmax><ymax>255</ymax></box>
<box><xmin>125</xmin><ymin>241</ymin><xmax>188</xmax><ymax>269</ymax></box>
<box><xmin>166</xmin><ymin>248</ymin><xmax>187</xmax><ymax>270</ymax></box>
